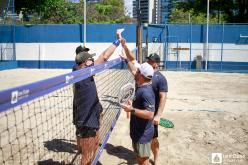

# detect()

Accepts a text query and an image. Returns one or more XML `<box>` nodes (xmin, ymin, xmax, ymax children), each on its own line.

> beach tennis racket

<box><xmin>159</xmin><ymin>118</ymin><xmax>174</xmax><ymax>128</ymax></box>
<box><xmin>118</xmin><ymin>82</ymin><xmax>135</xmax><ymax>105</ymax></box>
<box><xmin>118</xmin><ymin>82</ymin><xmax>135</xmax><ymax>118</ymax></box>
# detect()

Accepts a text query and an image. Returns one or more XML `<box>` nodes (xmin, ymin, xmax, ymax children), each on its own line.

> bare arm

<box><xmin>121</xmin><ymin>100</ymin><xmax>154</xmax><ymax>120</ymax></box>
<box><xmin>121</xmin><ymin>39</ymin><xmax>138</xmax><ymax>76</ymax></box>
<box><xmin>94</xmin><ymin>43</ymin><xmax>119</xmax><ymax>65</ymax></box>
<box><xmin>94</xmin><ymin>29</ymin><xmax>125</xmax><ymax>64</ymax></box>
<box><xmin>122</xmin><ymin>104</ymin><xmax>154</xmax><ymax>120</ymax></box>
<box><xmin>131</xmin><ymin>108</ymin><xmax>154</xmax><ymax>120</ymax></box>
<box><xmin>153</xmin><ymin>92</ymin><xmax>167</xmax><ymax>125</ymax></box>
<box><xmin>122</xmin><ymin>42</ymin><xmax>135</xmax><ymax>62</ymax></box>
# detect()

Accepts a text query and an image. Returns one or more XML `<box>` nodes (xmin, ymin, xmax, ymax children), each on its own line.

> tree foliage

<box><xmin>14</xmin><ymin>0</ymin><xmax>132</xmax><ymax>24</ymax></box>
<box><xmin>170</xmin><ymin>0</ymin><xmax>248</xmax><ymax>23</ymax></box>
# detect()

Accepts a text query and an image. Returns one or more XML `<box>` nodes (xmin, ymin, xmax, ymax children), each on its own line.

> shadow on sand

<box><xmin>104</xmin><ymin>143</ymin><xmax>136</xmax><ymax>165</ymax></box>
<box><xmin>37</xmin><ymin>139</ymin><xmax>77</xmax><ymax>165</ymax></box>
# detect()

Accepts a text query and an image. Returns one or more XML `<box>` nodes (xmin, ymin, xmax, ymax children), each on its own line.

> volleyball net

<box><xmin>0</xmin><ymin>58</ymin><xmax>134</xmax><ymax>165</ymax></box>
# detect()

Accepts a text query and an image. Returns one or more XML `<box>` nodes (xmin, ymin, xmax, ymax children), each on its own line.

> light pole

<box><xmin>144</xmin><ymin>23</ymin><xmax>148</xmax><ymax>57</ymax></box>
<box><xmin>205</xmin><ymin>0</ymin><xmax>209</xmax><ymax>71</ymax></box>
<box><xmin>136</xmin><ymin>0</ymin><xmax>142</xmax><ymax>63</ymax></box>
<box><xmin>84</xmin><ymin>0</ymin><xmax>87</xmax><ymax>47</ymax></box>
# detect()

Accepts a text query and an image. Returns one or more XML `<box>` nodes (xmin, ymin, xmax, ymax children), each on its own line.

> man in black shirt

<box><xmin>146</xmin><ymin>53</ymin><xmax>168</xmax><ymax>164</ymax></box>
<box><xmin>121</xmin><ymin>39</ymin><xmax>168</xmax><ymax>164</ymax></box>
<box><xmin>121</xmin><ymin>62</ymin><xmax>155</xmax><ymax>165</ymax></box>
<box><xmin>73</xmin><ymin>32</ymin><xmax>122</xmax><ymax>165</ymax></box>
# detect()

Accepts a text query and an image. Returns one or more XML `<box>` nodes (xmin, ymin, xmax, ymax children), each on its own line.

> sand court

<box><xmin>0</xmin><ymin>69</ymin><xmax>248</xmax><ymax>164</ymax></box>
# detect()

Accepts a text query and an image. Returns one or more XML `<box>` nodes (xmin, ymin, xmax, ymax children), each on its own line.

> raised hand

<box><xmin>116</xmin><ymin>28</ymin><xmax>125</xmax><ymax>40</ymax></box>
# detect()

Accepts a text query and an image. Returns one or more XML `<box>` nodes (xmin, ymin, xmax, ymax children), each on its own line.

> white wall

<box><xmin>15</xmin><ymin>43</ymin><xmax>137</xmax><ymax>61</ymax></box>
<box><xmin>2</xmin><ymin>42</ymin><xmax>247</xmax><ymax>62</ymax></box>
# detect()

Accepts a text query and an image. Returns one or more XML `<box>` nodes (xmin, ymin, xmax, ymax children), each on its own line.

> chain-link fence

<box><xmin>146</xmin><ymin>23</ymin><xmax>248</xmax><ymax>72</ymax></box>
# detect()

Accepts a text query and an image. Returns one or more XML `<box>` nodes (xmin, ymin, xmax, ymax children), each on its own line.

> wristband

<box><xmin>113</xmin><ymin>39</ymin><xmax>120</xmax><ymax>47</ymax></box>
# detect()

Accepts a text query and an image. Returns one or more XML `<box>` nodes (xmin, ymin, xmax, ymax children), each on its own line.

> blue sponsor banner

<box><xmin>0</xmin><ymin>58</ymin><xmax>122</xmax><ymax>113</ymax></box>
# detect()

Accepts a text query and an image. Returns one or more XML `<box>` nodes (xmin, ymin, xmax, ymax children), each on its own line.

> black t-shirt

<box><xmin>130</xmin><ymin>84</ymin><xmax>155</xmax><ymax>143</ymax></box>
<box><xmin>152</xmin><ymin>71</ymin><xmax>168</xmax><ymax>113</ymax></box>
<box><xmin>72</xmin><ymin>64</ymin><xmax>102</xmax><ymax>129</ymax></box>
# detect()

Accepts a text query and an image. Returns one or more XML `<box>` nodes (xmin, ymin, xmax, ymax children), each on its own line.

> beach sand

<box><xmin>98</xmin><ymin>71</ymin><xmax>248</xmax><ymax>165</ymax></box>
<box><xmin>0</xmin><ymin>69</ymin><xmax>248</xmax><ymax>165</ymax></box>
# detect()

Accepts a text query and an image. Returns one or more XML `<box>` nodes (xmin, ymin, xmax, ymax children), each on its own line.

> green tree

<box><xmin>169</xmin><ymin>9</ymin><xmax>226</xmax><ymax>24</ymax></box>
<box><xmin>170</xmin><ymin>0</ymin><xmax>247</xmax><ymax>23</ymax></box>
<box><xmin>14</xmin><ymin>0</ymin><xmax>132</xmax><ymax>24</ymax></box>
<box><xmin>88</xmin><ymin>0</ymin><xmax>130</xmax><ymax>23</ymax></box>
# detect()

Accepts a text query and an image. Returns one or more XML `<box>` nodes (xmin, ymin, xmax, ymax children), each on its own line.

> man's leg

<box><xmin>80</xmin><ymin>129</ymin><xmax>99</xmax><ymax>165</ymax></box>
<box><xmin>151</xmin><ymin>125</ymin><xmax>159</xmax><ymax>164</ymax></box>
<box><xmin>151</xmin><ymin>138</ymin><xmax>159</xmax><ymax>164</ymax></box>
<box><xmin>137</xmin><ymin>156</ymin><xmax>150</xmax><ymax>165</ymax></box>
<box><xmin>133</xmin><ymin>142</ymin><xmax>151</xmax><ymax>165</ymax></box>
<box><xmin>92</xmin><ymin>130</ymin><xmax>100</xmax><ymax>160</ymax></box>
<box><xmin>75</xmin><ymin>126</ymin><xmax>82</xmax><ymax>153</ymax></box>
<box><xmin>76</xmin><ymin>136</ymin><xmax>81</xmax><ymax>152</ymax></box>
<box><xmin>80</xmin><ymin>136</ymin><xmax>95</xmax><ymax>165</ymax></box>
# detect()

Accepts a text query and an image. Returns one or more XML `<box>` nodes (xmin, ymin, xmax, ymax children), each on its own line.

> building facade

<box><xmin>133</xmin><ymin>0</ymin><xmax>174</xmax><ymax>24</ymax></box>
<box><xmin>133</xmin><ymin>0</ymin><xmax>154</xmax><ymax>23</ymax></box>
<box><xmin>157</xmin><ymin>0</ymin><xmax>173</xmax><ymax>24</ymax></box>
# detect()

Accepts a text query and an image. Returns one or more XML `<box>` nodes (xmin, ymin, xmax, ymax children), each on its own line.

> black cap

<box><xmin>75</xmin><ymin>52</ymin><xmax>95</xmax><ymax>64</ymax></box>
<box><xmin>146</xmin><ymin>53</ymin><xmax>160</xmax><ymax>63</ymax></box>
<box><xmin>75</xmin><ymin>45</ymin><xmax>90</xmax><ymax>54</ymax></box>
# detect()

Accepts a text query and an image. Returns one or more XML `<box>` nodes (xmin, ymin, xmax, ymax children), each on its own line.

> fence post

<box><xmin>220</xmin><ymin>23</ymin><xmax>224</xmax><ymax>71</ymax></box>
<box><xmin>189</xmin><ymin>23</ymin><xmax>192</xmax><ymax>70</ymax></box>
<box><xmin>1</xmin><ymin>44</ymin><xmax>2</xmax><ymax>61</ymax></box>
<box><xmin>165</xmin><ymin>25</ymin><xmax>169</xmax><ymax>70</ymax></box>
<box><xmin>164</xmin><ymin>24</ymin><xmax>168</xmax><ymax>69</ymax></box>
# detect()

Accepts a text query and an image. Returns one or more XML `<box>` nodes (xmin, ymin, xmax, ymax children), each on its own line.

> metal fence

<box><xmin>146</xmin><ymin>23</ymin><xmax>248</xmax><ymax>72</ymax></box>
<box><xmin>0</xmin><ymin>21</ymin><xmax>247</xmax><ymax>72</ymax></box>
<box><xmin>0</xmin><ymin>0</ymin><xmax>16</xmax><ymax>61</ymax></box>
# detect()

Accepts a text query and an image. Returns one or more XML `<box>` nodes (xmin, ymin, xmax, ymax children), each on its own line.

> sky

<box><xmin>124</xmin><ymin>0</ymin><xmax>133</xmax><ymax>17</ymax></box>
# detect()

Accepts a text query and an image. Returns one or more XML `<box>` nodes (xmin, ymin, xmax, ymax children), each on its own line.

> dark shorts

<box><xmin>153</xmin><ymin>124</ymin><xmax>158</xmax><ymax>138</ymax></box>
<box><xmin>76</xmin><ymin>125</ymin><xmax>98</xmax><ymax>138</ymax></box>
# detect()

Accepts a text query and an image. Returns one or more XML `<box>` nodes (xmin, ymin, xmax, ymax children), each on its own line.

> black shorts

<box><xmin>76</xmin><ymin>126</ymin><xmax>98</xmax><ymax>138</ymax></box>
<box><xmin>153</xmin><ymin>124</ymin><xmax>158</xmax><ymax>138</ymax></box>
